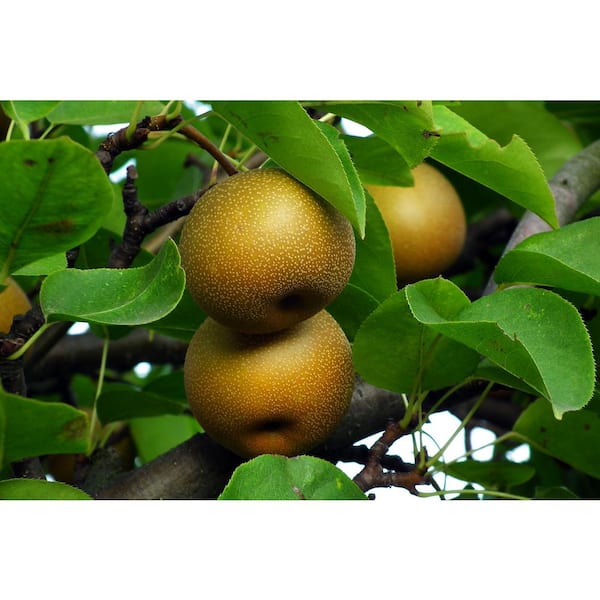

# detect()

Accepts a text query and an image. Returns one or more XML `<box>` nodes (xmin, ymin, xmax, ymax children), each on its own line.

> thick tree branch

<box><xmin>89</xmin><ymin>374</ymin><xmax>517</xmax><ymax>499</ymax></box>
<box><xmin>95</xmin><ymin>434</ymin><xmax>241</xmax><ymax>499</ymax></box>
<box><xmin>25</xmin><ymin>328</ymin><xmax>187</xmax><ymax>385</ymax></box>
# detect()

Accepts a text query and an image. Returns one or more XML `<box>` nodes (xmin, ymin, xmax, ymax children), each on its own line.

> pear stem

<box><xmin>179</xmin><ymin>123</ymin><xmax>239</xmax><ymax>176</ymax></box>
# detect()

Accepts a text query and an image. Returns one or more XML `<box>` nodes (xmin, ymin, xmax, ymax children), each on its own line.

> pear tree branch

<box><xmin>484</xmin><ymin>138</ymin><xmax>600</xmax><ymax>294</ymax></box>
<box><xmin>96</xmin><ymin>114</ymin><xmax>183</xmax><ymax>174</ymax></box>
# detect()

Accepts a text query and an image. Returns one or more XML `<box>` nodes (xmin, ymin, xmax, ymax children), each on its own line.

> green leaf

<box><xmin>430</xmin><ymin>105</ymin><xmax>558</xmax><ymax>228</ymax></box>
<box><xmin>46</xmin><ymin>100</ymin><xmax>166</xmax><ymax>126</ymax></box>
<box><xmin>1</xmin><ymin>101</ymin><xmax>61</xmax><ymax>135</ymax></box>
<box><xmin>450</xmin><ymin>101</ymin><xmax>582</xmax><ymax>178</ymax></box>
<box><xmin>97</xmin><ymin>380</ymin><xmax>188</xmax><ymax>423</ymax></box>
<box><xmin>343</xmin><ymin>134</ymin><xmax>413</xmax><ymax>186</ymax></box>
<box><xmin>40</xmin><ymin>239</ymin><xmax>185</xmax><ymax>326</ymax></box>
<box><xmin>407</xmin><ymin>283</ymin><xmax>595</xmax><ymax>418</ymax></box>
<box><xmin>534</xmin><ymin>486</ymin><xmax>579</xmax><ymax>499</ymax></box>
<box><xmin>0</xmin><ymin>397</ymin><xmax>5</xmax><ymax>467</ymax></box>
<box><xmin>327</xmin><ymin>283</ymin><xmax>379</xmax><ymax>341</ymax></box>
<box><xmin>0</xmin><ymin>390</ymin><xmax>89</xmax><ymax>467</ymax></box>
<box><xmin>0</xmin><ymin>479</ymin><xmax>92</xmax><ymax>500</ymax></box>
<box><xmin>129</xmin><ymin>414</ymin><xmax>202</xmax><ymax>464</ymax></box>
<box><xmin>314</xmin><ymin>120</ymin><xmax>366</xmax><ymax>230</ymax></box>
<box><xmin>352</xmin><ymin>280</ymin><xmax>480</xmax><ymax>393</ymax></box>
<box><xmin>210</xmin><ymin>100</ymin><xmax>365</xmax><ymax>236</ymax></box>
<box><xmin>348</xmin><ymin>191</ymin><xmax>397</xmax><ymax>303</ymax></box>
<box><xmin>514</xmin><ymin>398</ymin><xmax>600</xmax><ymax>479</ymax></box>
<box><xmin>144</xmin><ymin>371</ymin><xmax>187</xmax><ymax>399</ymax></box>
<box><xmin>135</xmin><ymin>137</ymin><xmax>206</xmax><ymax>209</ymax></box>
<box><xmin>218</xmin><ymin>454</ymin><xmax>367</xmax><ymax>500</ymax></box>
<box><xmin>312</xmin><ymin>100</ymin><xmax>438</xmax><ymax>168</ymax></box>
<box><xmin>148</xmin><ymin>288</ymin><xmax>207</xmax><ymax>341</ymax></box>
<box><xmin>437</xmin><ymin>459</ymin><xmax>535</xmax><ymax>489</ymax></box>
<box><xmin>494</xmin><ymin>217</ymin><xmax>600</xmax><ymax>295</ymax></box>
<box><xmin>0</xmin><ymin>138</ymin><xmax>114</xmax><ymax>279</ymax></box>
<box><xmin>473</xmin><ymin>359</ymin><xmax>539</xmax><ymax>395</ymax></box>
<box><xmin>12</xmin><ymin>253</ymin><xmax>67</xmax><ymax>276</ymax></box>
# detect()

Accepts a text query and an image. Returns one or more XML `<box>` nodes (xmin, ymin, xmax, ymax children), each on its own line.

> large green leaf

<box><xmin>0</xmin><ymin>138</ymin><xmax>114</xmax><ymax>279</ymax></box>
<box><xmin>210</xmin><ymin>100</ymin><xmax>366</xmax><ymax>235</ymax></box>
<box><xmin>0</xmin><ymin>479</ymin><xmax>92</xmax><ymax>500</ymax></box>
<box><xmin>494</xmin><ymin>217</ymin><xmax>600</xmax><ymax>295</ymax></box>
<box><xmin>430</xmin><ymin>105</ymin><xmax>558</xmax><ymax>228</ymax></box>
<box><xmin>0</xmin><ymin>390</ymin><xmax>89</xmax><ymax>467</ymax></box>
<box><xmin>40</xmin><ymin>239</ymin><xmax>185</xmax><ymax>326</ymax></box>
<box><xmin>406</xmin><ymin>282</ymin><xmax>595</xmax><ymax>418</ymax></box>
<box><xmin>451</xmin><ymin>101</ymin><xmax>582</xmax><ymax>178</ymax></box>
<box><xmin>218</xmin><ymin>454</ymin><xmax>367</xmax><ymax>500</ymax></box>
<box><xmin>352</xmin><ymin>280</ymin><xmax>480</xmax><ymax>393</ymax></box>
<box><xmin>514</xmin><ymin>398</ymin><xmax>600</xmax><ymax>479</ymax></box>
<box><xmin>46</xmin><ymin>101</ymin><xmax>166</xmax><ymax>126</ymax></box>
<box><xmin>311</xmin><ymin>101</ymin><xmax>438</xmax><ymax>168</ymax></box>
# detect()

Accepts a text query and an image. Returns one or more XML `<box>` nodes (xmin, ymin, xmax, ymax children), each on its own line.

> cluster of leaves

<box><xmin>0</xmin><ymin>100</ymin><xmax>599</xmax><ymax>500</ymax></box>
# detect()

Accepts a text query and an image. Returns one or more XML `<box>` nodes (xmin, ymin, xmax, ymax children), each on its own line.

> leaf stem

<box><xmin>426</xmin><ymin>380</ymin><xmax>494</xmax><ymax>468</ymax></box>
<box><xmin>88</xmin><ymin>331</ymin><xmax>109</xmax><ymax>454</ymax></box>
<box><xmin>180</xmin><ymin>123</ymin><xmax>238</xmax><ymax>176</ymax></box>
<box><xmin>5</xmin><ymin>118</ymin><xmax>15</xmax><ymax>141</ymax></box>
<box><xmin>7</xmin><ymin>323</ymin><xmax>52</xmax><ymax>360</ymax></box>
<box><xmin>418</xmin><ymin>487</ymin><xmax>530</xmax><ymax>500</ymax></box>
<box><xmin>126</xmin><ymin>102</ymin><xmax>145</xmax><ymax>142</ymax></box>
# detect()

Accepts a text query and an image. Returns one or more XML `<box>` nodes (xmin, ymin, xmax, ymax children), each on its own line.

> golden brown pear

<box><xmin>0</xmin><ymin>277</ymin><xmax>32</xmax><ymax>334</ymax></box>
<box><xmin>178</xmin><ymin>169</ymin><xmax>356</xmax><ymax>334</ymax></box>
<box><xmin>184</xmin><ymin>310</ymin><xmax>354</xmax><ymax>458</ymax></box>
<box><xmin>365</xmin><ymin>162</ymin><xmax>466</xmax><ymax>285</ymax></box>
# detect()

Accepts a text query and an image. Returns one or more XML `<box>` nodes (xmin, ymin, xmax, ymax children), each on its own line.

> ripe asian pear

<box><xmin>183</xmin><ymin>310</ymin><xmax>354</xmax><ymax>459</ymax></box>
<box><xmin>365</xmin><ymin>162</ymin><xmax>466</xmax><ymax>284</ymax></box>
<box><xmin>178</xmin><ymin>168</ymin><xmax>356</xmax><ymax>334</ymax></box>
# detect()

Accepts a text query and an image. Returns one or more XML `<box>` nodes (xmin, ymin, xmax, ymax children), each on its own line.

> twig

<box><xmin>352</xmin><ymin>420</ymin><xmax>431</xmax><ymax>494</ymax></box>
<box><xmin>96</xmin><ymin>114</ymin><xmax>182</xmax><ymax>174</ymax></box>
<box><xmin>108</xmin><ymin>165</ymin><xmax>205</xmax><ymax>268</ymax></box>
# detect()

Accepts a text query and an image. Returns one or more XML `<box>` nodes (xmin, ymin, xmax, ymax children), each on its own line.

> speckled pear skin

<box><xmin>179</xmin><ymin>169</ymin><xmax>355</xmax><ymax>334</ymax></box>
<box><xmin>183</xmin><ymin>310</ymin><xmax>354</xmax><ymax>458</ymax></box>
<box><xmin>365</xmin><ymin>162</ymin><xmax>466</xmax><ymax>285</ymax></box>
